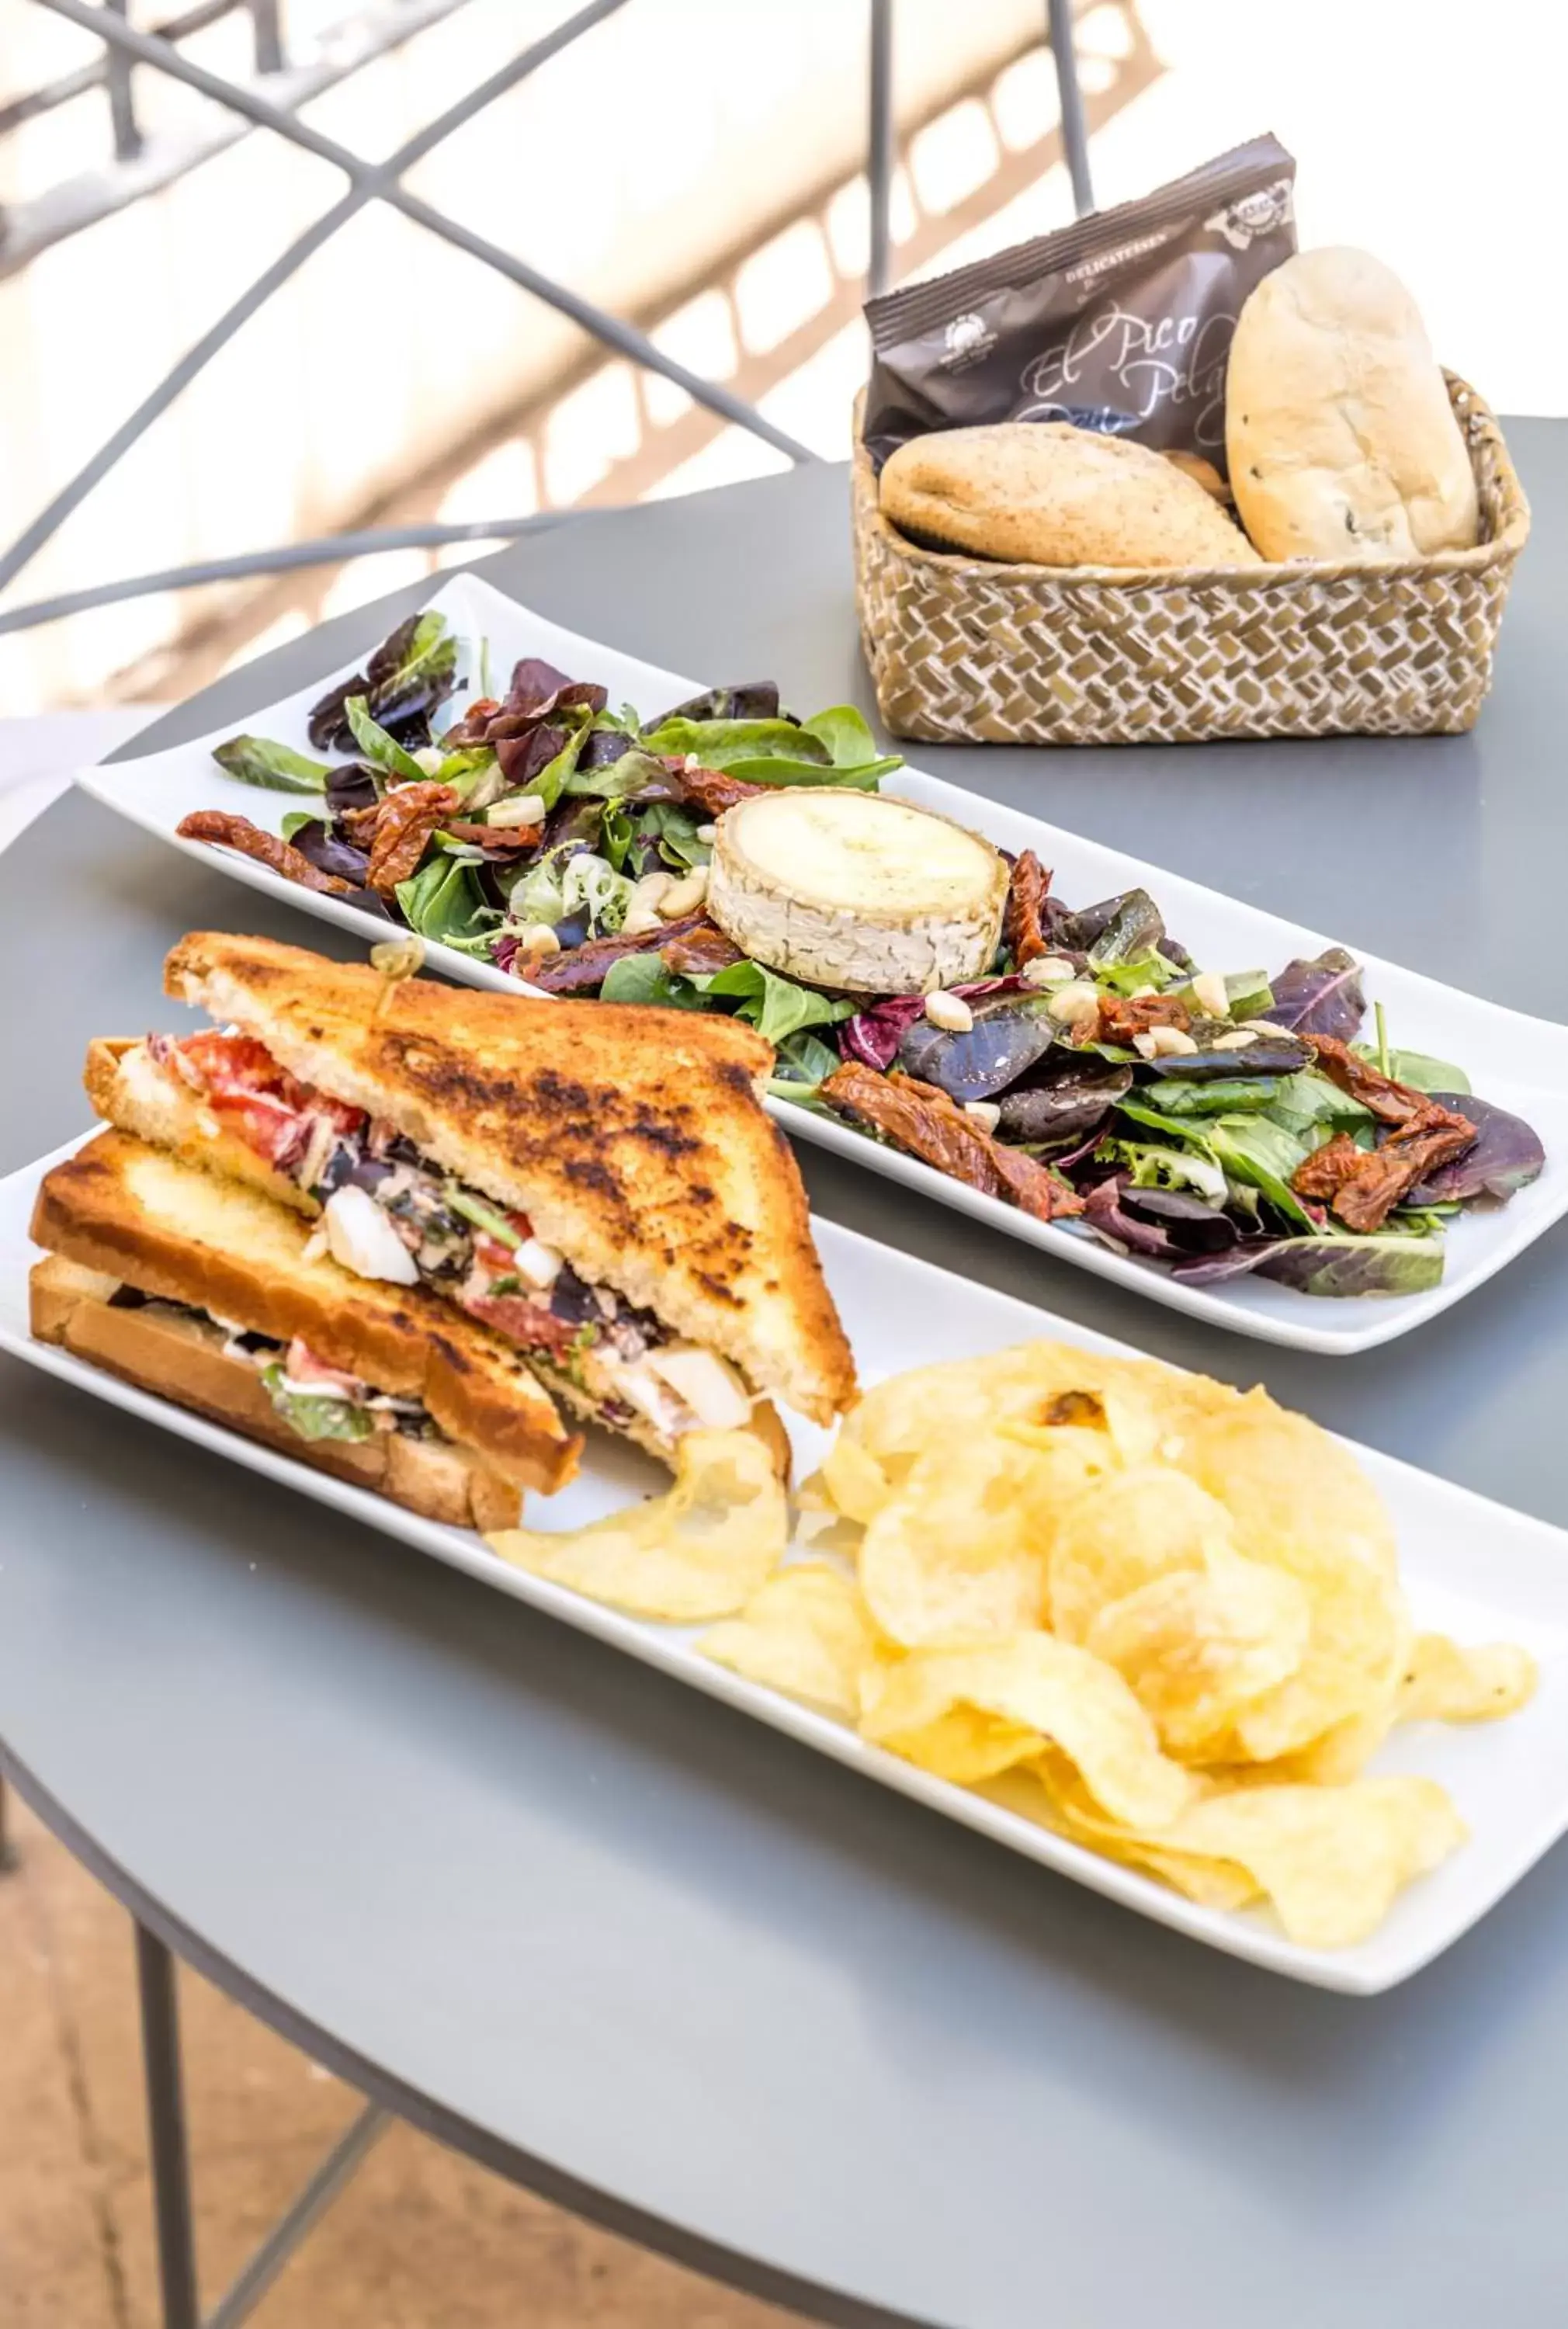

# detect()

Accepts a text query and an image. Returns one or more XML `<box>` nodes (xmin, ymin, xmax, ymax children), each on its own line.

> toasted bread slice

<box><xmin>30</xmin><ymin>1255</ymin><xmax>524</xmax><ymax>1530</ymax></box>
<box><xmin>85</xmin><ymin>1040</ymin><xmax>795</xmax><ymax>1472</ymax></box>
<box><xmin>31</xmin><ymin>1133</ymin><xmax>582</xmax><ymax>1496</ymax></box>
<box><xmin>151</xmin><ymin>932</ymin><xmax>855</xmax><ymax>1425</ymax></box>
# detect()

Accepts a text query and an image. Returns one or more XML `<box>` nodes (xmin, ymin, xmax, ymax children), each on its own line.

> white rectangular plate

<box><xmin>5</xmin><ymin>1133</ymin><xmax>1566</xmax><ymax>1994</ymax></box>
<box><xmin>76</xmin><ymin>571</ymin><xmax>1568</xmax><ymax>1355</ymax></box>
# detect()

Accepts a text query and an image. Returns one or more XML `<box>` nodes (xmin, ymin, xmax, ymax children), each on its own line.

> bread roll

<box><xmin>879</xmin><ymin>422</ymin><xmax>1261</xmax><ymax>569</ymax></box>
<box><xmin>1226</xmin><ymin>248</ymin><xmax>1479</xmax><ymax>561</ymax></box>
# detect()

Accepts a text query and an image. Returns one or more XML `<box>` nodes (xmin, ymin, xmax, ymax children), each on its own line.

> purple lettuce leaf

<box><xmin>1173</xmin><ymin>1231</ymin><xmax>1446</xmax><ymax>1296</ymax></box>
<box><xmin>1261</xmin><ymin>946</ymin><xmax>1366</xmax><ymax>1040</ymax></box>
<box><xmin>897</xmin><ymin>994</ymin><xmax>1055</xmax><ymax>1101</ymax></box>
<box><xmin>1080</xmin><ymin>1177</ymin><xmax>1238</xmax><ymax>1260</ymax></box>
<box><xmin>1408</xmin><ymin>1092</ymin><xmax>1546</xmax><ymax>1203</ymax></box>
<box><xmin>653</xmin><ymin>683</ymin><xmax>785</xmax><ymax>724</ymax></box>
<box><xmin>998</xmin><ymin>1056</ymin><xmax>1131</xmax><ymax>1144</ymax></box>
<box><xmin>838</xmin><ymin>976</ymin><xmax>1029</xmax><ymax>1074</ymax></box>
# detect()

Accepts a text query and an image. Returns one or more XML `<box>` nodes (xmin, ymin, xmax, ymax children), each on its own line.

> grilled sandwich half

<box><xmin>84</xmin><ymin>931</ymin><xmax>857</xmax><ymax>1469</ymax></box>
<box><xmin>31</xmin><ymin>1131</ymin><xmax>584</xmax><ymax>1525</ymax></box>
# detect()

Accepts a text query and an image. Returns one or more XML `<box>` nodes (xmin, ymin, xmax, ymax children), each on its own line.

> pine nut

<box><xmin>658</xmin><ymin>868</ymin><xmax>710</xmax><ymax>919</ymax></box>
<box><xmin>924</xmin><ymin>990</ymin><xmax>974</xmax><ymax>1033</ymax></box>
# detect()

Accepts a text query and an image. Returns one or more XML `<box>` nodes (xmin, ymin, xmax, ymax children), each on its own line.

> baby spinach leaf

<box><xmin>1362</xmin><ymin>1046</ymin><xmax>1472</xmax><ymax>1095</ymax></box>
<box><xmin>639</xmin><ymin>800</ymin><xmax>711</xmax><ymax>869</ymax></box>
<box><xmin>697</xmin><ymin>960</ymin><xmax>855</xmax><ymax>1046</ymax></box>
<box><xmin>212</xmin><ymin>735</ymin><xmax>332</xmax><ymax>792</ymax></box>
<box><xmin>1205</xmin><ymin>1115</ymin><xmax>1317</xmax><ymax>1229</ymax></box>
<box><xmin>768</xmin><ymin>1027</ymin><xmax>843</xmax><ymax>1096</ymax></box>
<box><xmin>798</xmin><ymin>703</ymin><xmax>886</xmax><ymax>767</ymax></box>
<box><xmin>394</xmin><ymin>855</ymin><xmax>498</xmax><ymax>956</ymax></box>
<box><xmin>638</xmin><ymin>715</ymin><xmax>824</xmax><ymax>765</ymax></box>
<box><xmin>1139</xmin><ymin>1075</ymin><xmax>1282</xmax><ymax>1116</ymax></box>
<box><xmin>598</xmin><ymin>954</ymin><xmax>709</xmax><ymax>1010</ymax></box>
<box><xmin>345</xmin><ymin>696</ymin><xmax>428</xmax><ymax>783</ymax></box>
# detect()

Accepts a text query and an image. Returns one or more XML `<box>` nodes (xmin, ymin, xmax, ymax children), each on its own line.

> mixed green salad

<box><xmin>179</xmin><ymin>610</ymin><xmax>1546</xmax><ymax>1300</ymax></box>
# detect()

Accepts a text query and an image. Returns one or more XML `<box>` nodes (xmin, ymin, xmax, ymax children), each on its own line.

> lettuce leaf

<box><xmin>598</xmin><ymin>954</ymin><xmax>708</xmax><ymax>1010</ymax></box>
<box><xmin>345</xmin><ymin>695</ymin><xmax>428</xmax><ymax>783</ymax></box>
<box><xmin>1176</xmin><ymin>1234</ymin><xmax>1445</xmax><ymax>1297</ymax></box>
<box><xmin>259</xmin><ymin>1365</ymin><xmax>376</xmax><ymax>1443</ymax></box>
<box><xmin>394</xmin><ymin>855</ymin><xmax>498</xmax><ymax>956</ymax></box>
<box><xmin>696</xmin><ymin>960</ymin><xmax>855</xmax><ymax>1045</ymax></box>
<box><xmin>213</xmin><ymin>735</ymin><xmax>332</xmax><ymax>792</ymax></box>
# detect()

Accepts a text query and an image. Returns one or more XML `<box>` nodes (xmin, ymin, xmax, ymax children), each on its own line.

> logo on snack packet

<box><xmin>1204</xmin><ymin>178</ymin><xmax>1295</xmax><ymax>252</ymax></box>
<box><xmin>939</xmin><ymin>311</ymin><xmax>997</xmax><ymax>371</ymax></box>
<box><xmin>1015</xmin><ymin>301</ymin><xmax>1235</xmax><ymax>451</ymax></box>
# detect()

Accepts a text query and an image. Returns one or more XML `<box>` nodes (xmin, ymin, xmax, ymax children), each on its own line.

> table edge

<box><xmin>0</xmin><ymin>1741</ymin><xmax>938</xmax><ymax>2329</ymax></box>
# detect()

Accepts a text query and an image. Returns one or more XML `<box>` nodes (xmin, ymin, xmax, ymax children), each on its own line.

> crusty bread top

<box><xmin>879</xmin><ymin>423</ymin><xmax>1260</xmax><ymax>570</ymax></box>
<box><xmin>161</xmin><ymin>932</ymin><xmax>857</xmax><ymax>1425</ymax></box>
<box><xmin>32</xmin><ymin>1132</ymin><xmax>581</xmax><ymax>1494</ymax></box>
<box><xmin>1226</xmin><ymin>248</ymin><xmax>1480</xmax><ymax>562</ymax></box>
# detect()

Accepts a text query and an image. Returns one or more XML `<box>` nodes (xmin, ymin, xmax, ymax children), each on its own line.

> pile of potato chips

<box><xmin>488</xmin><ymin>1345</ymin><xmax>1535</xmax><ymax>1950</ymax></box>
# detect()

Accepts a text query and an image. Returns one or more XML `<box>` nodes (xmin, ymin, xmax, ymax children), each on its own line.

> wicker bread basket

<box><xmin>852</xmin><ymin>376</ymin><xmax>1530</xmax><ymax>747</ymax></box>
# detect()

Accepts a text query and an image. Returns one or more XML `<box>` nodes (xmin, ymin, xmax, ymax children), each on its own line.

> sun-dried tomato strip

<box><xmin>1291</xmin><ymin>1132</ymin><xmax>1365</xmax><ymax>1204</ymax></box>
<box><xmin>441</xmin><ymin>820</ymin><xmax>541</xmax><ymax>854</ymax></box>
<box><xmin>821</xmin><ymin>1062</ymin><xmax>1084</xmax><ymax>1223</ymax></box>
<box><xmin>520</xmin><ymin>912</ymin><xmax>712</xmax><ymax>994</ymax></box>
<box><xmin>660</xmin><ymin>919</ymin><xmax>744</xmax><ymax>976</ymax></box>
<box><xmin>364</xmin><ymin>782</ymin><xmax>459</xmax><ymax>894</ymax></box>
<box><xmin>1004</xmin><ymin>849</ymin><xmax>1053</xmax><ymax>966</ymax></box>
<box><xmin>674</xmin><ymin>761</ymin><xmax>768</xmax><ymax>817</ymax></box>
<box><xmin>1305</xmin><ymin>1033</ymin><xmax>1443</xmax><ymax>1127</ymax></box>
<box><xmin>176</xmin><ymin>810</ymin><xmax>353</xmax><ymax>895</ymax></box>
<box><xmin>1098</xmin><ymin>991</ymin><xmax>1192</xmax><ymax>1045</ymax></box>
<box><xmin>1292</xmin><ymin>1112</ymin><xmax>1477</xmax><ymax>1232</ymax></box>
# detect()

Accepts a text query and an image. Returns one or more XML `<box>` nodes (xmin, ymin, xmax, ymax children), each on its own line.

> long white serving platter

<box><xmin>76</xmin><ymin>571</ymin><xmax>1568</xmax><ymax>1355</ymax></box>
<box><xmin>5</xmin><ymin>1133</ymin><xmax>1566</xmax><ymax>1994</ymax></box>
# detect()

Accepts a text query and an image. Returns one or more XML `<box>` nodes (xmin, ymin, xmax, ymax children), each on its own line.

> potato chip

<box><xmin>879</xmin><ymin>1708</ymin><xmax>1046</xmax><ymax>1786</ymax></box>
<box><xmin>1000</xmin><ymin>1762</ymin><xmax>1262</xmax><ymax>1913</ymax></box>
<box><xmin>1158</xmin><ymin>1775</ymin><xmax>1465</xmax><ymax>1949</ymax></box>
<box><xmin>1047</xmin><ymin>1465</ymin><xmax>1246</xmax><ymax>1638</ymax></box>
<box><xmin>1400</xmin><ymin>1633</ymin><xmax>1539</xmax><ymax>1724</ymax></box>
<box><xmin>1084</xmin><ymin>1543</ymin><xmax>1312</xmax><ymax>1757</ymax></box>
<box><xmin>859</xmin><ymin>1635</ymin><xmax>1195</xmax><ymax>1829</ymax></box>
<box><xmin>857</xmin><ymin>1435</ymin><xmax>1063</xmax><ymax>1649</ymax></box>
<box><xmin>487</xmin><ymin>1428</ymin><xmax>786</xmax><ymax>1621</ymax></box>
<box><xmin>699</xmin><ymin>1563</ymin><xmax>876</xmax><ymax>1718</ymax></box>
<box><xmin>820</xmin><ymin>1433</ymin><xmax>894</xmax><ymax>1525</ymax></box>
<box><xmin>847</xmin><ymin>1342</ymin><xmax>1202</xmax><ymax>1473</ymax></box>
<box><xmin>1034</xmin><ymin>1759</ymin><xmax>1463</xmax><ymax>1947</ymax></box>
<box><xmin>1171</xmin><ymin>1391</ymin><xmax>1410</xmax><ymax>1767</ymax></box>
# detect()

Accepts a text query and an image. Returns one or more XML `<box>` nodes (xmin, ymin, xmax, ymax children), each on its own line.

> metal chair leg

<box><xmin>1047</xmin><ymin>0</ymin><xmax>1095</xmax><ymax>215</ymax></box>
<box><xmin>136</xmin><ymin>1923</ymin><xmax>201</xmax><ymax>2329</ymax></box>
<box><xmin>0</xmin><ymin>1772</ymin><xmax>17</xmax><ymax>1873</ymax></box>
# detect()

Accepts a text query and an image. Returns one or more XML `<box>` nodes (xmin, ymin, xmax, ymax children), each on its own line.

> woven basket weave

<box><xmin>852</xmin><ymin>376</ymin><xmax>1530</xmax><ymax>747</ymax></box>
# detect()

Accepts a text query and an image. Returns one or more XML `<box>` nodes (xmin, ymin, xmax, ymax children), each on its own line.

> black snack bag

<box><xmin>862</xmin><ymin>134</ymin><xmax>1296</xmax><ymax>477</ymax></box>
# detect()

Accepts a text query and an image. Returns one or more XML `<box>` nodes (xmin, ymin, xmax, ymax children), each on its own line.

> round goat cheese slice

<box><xmin>706</xmin><ymin>789</ymin><xmax>1009</xmax><ymax>995</ymax></box>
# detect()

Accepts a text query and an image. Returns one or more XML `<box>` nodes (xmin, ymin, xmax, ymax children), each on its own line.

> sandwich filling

<box><xmin>138</xmin><ymin>1030</ymin><xmax>753</xmax><ymax>1443</ymax></box>
<box><xmin>107</xmin><ymin>1286</ymin><xmax>441</xmax><ymax>1447</ymax></box>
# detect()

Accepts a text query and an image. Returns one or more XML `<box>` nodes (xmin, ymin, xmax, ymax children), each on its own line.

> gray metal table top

<box><xmin>5</xmin><ymin>440</ymin><xmax>1568</xmax><ymax>2329</ymax></box>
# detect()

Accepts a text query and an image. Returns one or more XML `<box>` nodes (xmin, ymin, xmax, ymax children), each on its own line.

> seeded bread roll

<box><xmin>1226</xmin><ymin>248</ymin><xmax>1479</xmax><ymax>562</ymax></box>
<box><xmin>879</xmin><ymin>422</ymin><xmax>1260</xmax><ymax>569</ymax></box>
